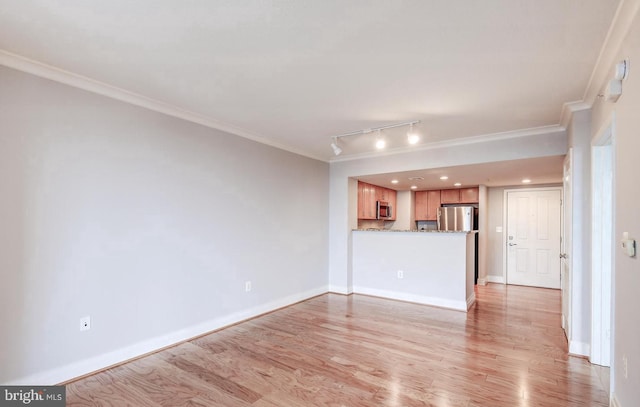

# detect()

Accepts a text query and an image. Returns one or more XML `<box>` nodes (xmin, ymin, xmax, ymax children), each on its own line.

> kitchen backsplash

<box><xmin>357</xmin><ymin>219</ymin><xmax>389</xmax><ymax>230</ymax></box>
<box><xmin>416</xmin><ymin>220</ymin><xmax>438</xmax><ymax>231</ymax></box>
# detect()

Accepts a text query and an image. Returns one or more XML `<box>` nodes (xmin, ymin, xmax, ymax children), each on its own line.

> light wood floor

<box><xmin>66</xmin><ymin>284</ymin><xmax>609</xmax><ymax>406</ymax></box>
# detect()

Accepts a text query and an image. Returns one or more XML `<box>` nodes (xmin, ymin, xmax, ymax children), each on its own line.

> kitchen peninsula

<box><xmin>352</xmin><ymin>229</ymin><xmax>476</xmax><ymax>312</ymax></box>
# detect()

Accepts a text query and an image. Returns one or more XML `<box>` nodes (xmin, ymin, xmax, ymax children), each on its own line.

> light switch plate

<box><xmin>621</xmin><ymin>232</ymin><xmax>636</xmax><ymax>257</ymax></box>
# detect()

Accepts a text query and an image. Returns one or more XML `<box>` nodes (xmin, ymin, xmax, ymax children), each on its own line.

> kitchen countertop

<box><xmin>353</xmin><ymin>229</ymin><xmax>476</xmax><ymax>233</ymax></box>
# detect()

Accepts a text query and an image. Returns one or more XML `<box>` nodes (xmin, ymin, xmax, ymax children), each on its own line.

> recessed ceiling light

<box><xmin>522</xmin><ymin>179</ymin><xmax>532</xmax><ymax>184</ymax></box>
<box><xmin>454</xmin><ymin>182</ymin><xmax>462</xmax><ymax>187</ymax></box>
<box><xmin>410</xmin><ymin>185</ymin><xmax>417</xmax><ymax>190</ymax></box>
<box><xmin>440</xmin><ymin>176</ymin><xmax>449</xmax><ymax>180</ymax></box>
<box><xmin>391</xmin><ymin>179</ymin><xmax>399</xmax><ymax>184</ymax></box>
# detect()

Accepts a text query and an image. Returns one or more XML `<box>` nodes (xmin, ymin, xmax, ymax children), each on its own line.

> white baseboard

<box><xmin>568</xmin><ymin>340</ymin><xmax>590</xmax><ymax>357</ymax></box>
<box><xmin>6</xmin><ymin>285</ymin><xmax>329</xmax><ymax>385</ymax></box>
<box><xmin>611</xmin><ymin>394</ymin><xmax>621</xmax><ymax>407</ymax></box>
<box><xmin>352</xmin><ymin>286</ymin><xmax>468</xmax><ymax>312</ymax></box>
<box><xmin>466</xmin><ymin>292</ymin><xmax>476</xmax><ymax>310</ymax></box>
<box><xmin>328</xmin><ymin>284</ymin><xmax>351</xmax><ymax>295</ymax></box>
<box><xmin>486</xmin><ymin>275</ymin><xmax>506</xmax><ymax>284</ymax></box>
<box><xmin>477</xmin><ymin>278</ymin><xmax>488</xmax><ymax>286</ymax></box>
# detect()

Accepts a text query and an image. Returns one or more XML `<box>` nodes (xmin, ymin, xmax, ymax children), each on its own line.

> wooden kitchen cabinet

<box><xmin>459</xmin><ymin>187</ymin><xmax>479</xmax><ymax>203</ymax></box>
<box><xmin>426</xmin><ymin>190</ymin><xmax>441</xmax><ymax>220</ymax></box>
<box><xmin>440</xmin><ymin>189</ymin><xmax>461</xmax><ymax>204</ymax></box>
<box><xmin>357</xmin><ymin>181</ymin><xmax>397</xmax><ymax>220</ymax></box>
<box><xmin>440</xmin><ymin>187</ymin><xmax>479</xmax><ymax>204</ymax></box>
<box><xmin>415</xmin><ymin>190</ymin><xmax>441</xmax><ymax>221</ymax></box>
<box><xmin>386</xmin><ymin>188</ymin><xmax>397</xmax><ymax>221</ymax></box>
<box><xmin>415</xmin><ymin>191</ymin><xmax>428</xmax><ymax>220</ymax></box>
<box><xmin>357</xmin><ymin>181</ymin><xmax>377</xmax><ymax>220</ymax></box>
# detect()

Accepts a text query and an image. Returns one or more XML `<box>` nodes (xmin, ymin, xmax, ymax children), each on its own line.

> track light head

<box><xmin>330</xmin><ymin>137</ymin><xmax>342</xmax><ymax>156</ymax></box>
<box><xmin>407</xmin><ymin>123</ymin><xmax>420</xmax><ymax>145</ymax></box>
<box><xmin>329</xmin><ymin>120</ymin><xmax>420</xmax><ymax>156</ymax></box>
<box><xmin>375</xmin><ymin>130</ymin><xmax>386</xmax><ymax>150</ymax></box>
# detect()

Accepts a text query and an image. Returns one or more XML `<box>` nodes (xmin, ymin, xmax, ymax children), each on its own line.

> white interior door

<box><xmin>506</xmin><ymin>188</ymin><xmax>562</xmax><ymax>289</ymax></box>
<box><xmin>562</xmin><ymin>152</ymin><xmax>572</xmax><ymax>339</ymax></box>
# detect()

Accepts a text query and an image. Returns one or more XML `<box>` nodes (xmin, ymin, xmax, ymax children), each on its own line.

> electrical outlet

<box><xmin>397</xmin><ymin>270</ymin><xmax>404</xmax><ymax>279</ymax></box>
<box><xmin>245</xmin><ymin>281</ymin><xmax>252</xmax><ymax>292</ymax></box>
<box><xmin>80</xmin><ymin>316</ymin><xmax>91</xmax><ymax>332</ymax></box>
<box><xmin>623</xmin><ymin>355</ymin><xmax>628</xmax><ymax>379</ymax></box>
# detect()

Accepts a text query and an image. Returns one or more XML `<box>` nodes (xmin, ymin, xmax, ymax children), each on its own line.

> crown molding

<box><xmin>0</xmin><ymin>49</ymin><xmax>325</xmax><ymax>162</ymax></box>
<box><xmin>329</xmin><ymin>125</ymin><xmax>566</xmax><ymax>163</ymax></box>
<box><xmin>583</xmin><ymin>0</ymin><xmax>640</xmax><ymax>104</ymax></box>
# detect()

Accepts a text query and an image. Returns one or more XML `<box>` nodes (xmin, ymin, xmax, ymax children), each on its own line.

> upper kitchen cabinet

<box><xmin>375</xmin><ymin>186</ymin><xmax>387</xmax><ymax>201</ymax></box>
<box><xmin>440</xmin><ymin>189</ymin><xmax>460</xmax><ymax>204</ymax></box>
<box><xmin>415</xmin><ymin>190</ymin><xmax>441</xmax><ymax>221</ymax></box>
<box><xmin>387</xmin><ymin>189</ymin><xmax>397</xmax><ymax>220</ymax></box>
<box><xmin>459</xmin><ymin>187</ymin><xmax>479</xmax><ymax>203</ymax></box>
<box><xmin>357</xmin><ymin>181</ymin><xmax>397</xmax><ymax>221</ymax></box>
<box><xmin>357</xmin><ymin>181</ymin><xmax>377</xmax><ymax>220</ymax></box>
<box><xmin>440</xmin><ymin>187</ymin><xmax>479</xmax><ymax>204</ymax></box>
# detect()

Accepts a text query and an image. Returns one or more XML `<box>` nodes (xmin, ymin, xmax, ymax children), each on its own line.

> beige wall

<box><xmin>588</xmin><ymin>4</ymin><xmax>640</xmax><ymax>404</ymax></box>
<box><xmin>0</xmin><ymin>66</ymin><xmax>330</xmax><ymax>384</ymax></box>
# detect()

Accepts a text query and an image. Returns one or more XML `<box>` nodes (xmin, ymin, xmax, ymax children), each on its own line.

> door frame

<box><xmin>590</xmin><ymin>114</ymin><xmax>616</xmax><ymax>367</ymax></box>
<box><xmin>501</xmin><ymin>186</ymin><xmax>564</xmax><ymax>285</ymax></box>
<box><xmin>562</xmin><ymin>150</ymin><xmax>573</xmax><ymax>342</ymax></box>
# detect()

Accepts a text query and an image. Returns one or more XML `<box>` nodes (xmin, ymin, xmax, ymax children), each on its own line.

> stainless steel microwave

<box><xmin>376</xmin><ymin>201</ymin><xmax>392</xmax><ymax>220</ymax></box>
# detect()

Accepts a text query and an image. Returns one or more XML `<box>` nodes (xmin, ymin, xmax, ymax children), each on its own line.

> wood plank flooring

<box><xmin>65</xmin><ymin>284</ymin><xmax>609</xmax><ymax>406</ymax></box>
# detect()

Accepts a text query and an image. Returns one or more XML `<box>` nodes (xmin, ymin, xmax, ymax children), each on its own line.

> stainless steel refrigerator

<box><xmin>437</xmin><ymin>206</ymin><xmax>474</xmax><ymax>231</ymax></box>
<box><xmin>438</xmin><ymin>205</ymin><xmax>478</xmax><ymax>284</ymax></box>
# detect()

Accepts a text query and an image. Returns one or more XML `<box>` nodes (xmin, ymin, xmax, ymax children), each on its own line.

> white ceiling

<box><xmin>357</xmin><ymin>155</ymin><xmax>566</xmax><ymax>191</ymax></box>
<box><xmin>0</xmin><ymin>1</ymin><xmax>619</xmax><ymax>165</ymax></box>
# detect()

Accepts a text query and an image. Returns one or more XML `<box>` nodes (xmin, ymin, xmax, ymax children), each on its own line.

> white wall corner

<box><xmin>568</xmin><ymin>341</ymin><xmax>591</xmax><ymax>357</ymax></box>
<box><xmin>466</xmin><ymin>292</ymin><xmax>477</xmax><ymax>310</ymax></box>
<box><xmin>486</xmin><ymin>275</ymin><xmax>506</xmax><ymax>284</ymax></box>
<box><xmin>328</xmin><ymin>285</ymin><xmax>351</xmax><ymax>295</ymax></box>
<box><xmin>560</xmin><ymin>101</ymin><xmax>592</xmax><ymax>129</ymax></box>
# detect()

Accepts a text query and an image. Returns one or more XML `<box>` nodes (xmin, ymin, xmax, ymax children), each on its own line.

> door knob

<box><xmin>560</xmin><ymin>253</ymin><xmax>568</xmax><ymax>259</ymax></box>
<box><xmin>508</xmin><ymin>243</ymin><xmax>518</xmax><ymax>246</ymax></box>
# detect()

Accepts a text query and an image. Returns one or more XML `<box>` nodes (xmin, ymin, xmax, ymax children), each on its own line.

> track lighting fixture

<box><xmin>375</xmin><ymin>130</ymin><xmax>386</xmax><ymax>150</ymax></box>
<box><xmin>328</xmin><ymin>120</ymin><xmax>421</xmax><ymax>156</ymax></box>
<box><xmin>407</xmin><ymin>122</ymin><xmax>420</xmax><ymax>145</ymax></box>
<box><xmin>330</xmin><ymin>136</ymin><xmax>342</xmax><ymax>156</ymax></box>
